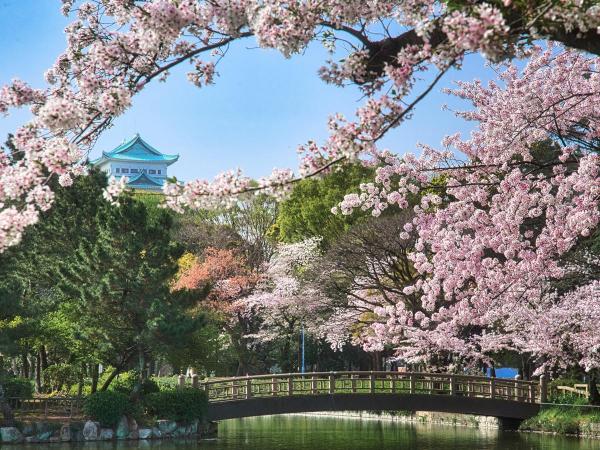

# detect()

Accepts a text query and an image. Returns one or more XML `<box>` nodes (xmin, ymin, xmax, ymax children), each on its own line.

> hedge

<box><xmin>0</xmin><ymin>377</ymin><xmax>34</xmax><ymax>398</ymax></box>
<box><xmin>144</xmin><ymin>388</ymin><xmax>208</xmax><ymax>423</ymax></box>
<box><xmin>83</xmin><ymin>391</ymin><xmax>131</xmax><ymax>426</ymax></box>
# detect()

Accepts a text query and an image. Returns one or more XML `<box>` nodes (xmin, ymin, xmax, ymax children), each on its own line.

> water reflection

<box><xmin>14</xmin><ymin>415</ymin><xmax>600</xmax><ymax>450</ymax></box>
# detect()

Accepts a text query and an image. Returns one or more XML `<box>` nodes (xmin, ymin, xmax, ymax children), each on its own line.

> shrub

<box><xmin>549</xmin><ymin>377</ymin><xmax>580</xmax><ymax>387</ymax></box>
<box><xmin>0</xmin><ymin>377</ymin><xmax>33</xmax><ymax>398</ymax></box>
<box><xmin>519</xmin><ymin>405</ymin><xmax>600</xmax><ymax>435</ymax></box>
<box><xmin>144</xmin><ymin>388</ymin><xmax>208</xmax><ymax>423</ymax></box>
<box><xmin>152</xmin><ymin>376</ymin><xmax>179</xmax><ymax>391</ymax></box>
<box><xmin>111</xmin><ymin>371</ymin><xmax>159</xmax><ymax>396</ymax></box>
<box><xmin>83</xmin><ymin>391</ymin><xmax>130</xmax><ymax>426</ymax></box>
<box><xmin>42</xmin><ymin>364</ymin><xmax>81</xmax><ymax>392</ymax></box>
<box><xmin>549</xmin><ymin>392</ymin><xmax>589</xmax><ymax>405</ymax></box>
<box><xmin>68</xmin><ymin>382</ymin><xmax>92</xmax><ymax>397</ymax></box>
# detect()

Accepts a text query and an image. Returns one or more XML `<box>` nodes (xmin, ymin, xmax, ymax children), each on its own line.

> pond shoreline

<box><xmin>293</xmin><ymin>410</ymin><xmax>600</xmax><ymax>440</ymax></box>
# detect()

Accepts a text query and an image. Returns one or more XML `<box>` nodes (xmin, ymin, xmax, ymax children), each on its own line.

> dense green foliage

<box><xmin>56</xmin><ymin>186</ymin><xmax>204</xmax><ymax>386</ymax></box>
<box><xmin>42</xmin><ymin>364</ymin><xmax>81</xmax><ymax>393</ymax></box>
<box><xmin>144</xmin><ymin>388</ymin><xmax>208</xmax><ymax>423</ymax></box>
<box><xmin>83</xmin><ymin>391</ymin><xmax>131</xmax><ymax>426</ymax></box>
<box><xmin>0</xmin><ymin>167</ymin><xmax>207</xmax><ymax>402</ymax></box>
<box><xmin>111</xmin><ymin>371</ymin><xmax>159</xmax><ymax>396</ymax></box>
<box><xmin>0</xmin><ymin>377</ymin><xmax>33</xmax><ymax>398</ymax></box>
<box><xmin>274</xmin><ymin>164</ymin><xmax>374</xmax><ymax>246</ymax></box>
<box><xmin>151</xmin><ymin>376</ymin><xmax>179</xmax><ymax>391</ymax></box>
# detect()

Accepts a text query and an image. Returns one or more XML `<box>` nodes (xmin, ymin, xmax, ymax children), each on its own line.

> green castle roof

<box><xmin>90</xmin><ymin>134</ymin><xmax>179</xmax><ymax>165</ymax></box>
<box><xmin>127</xmin><ymin>172</ymin><xmax>164</xmax><ymax>189</ymax></box>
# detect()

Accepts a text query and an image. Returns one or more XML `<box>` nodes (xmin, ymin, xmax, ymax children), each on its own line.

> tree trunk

<box><xmin>77</xmin><ymin>369</ymin><xmax>84</xmax><ymax>397</ymax></box>
<box><xmin>589</xmin><ymin>370</ymin><xmax>600</xmax><ymax>405</ymax></box>
<box><xmin>35</xmin><ymin>354</ymin><xmax>42</xmax><ymax>394</ymax></box>
<box><xmin>0</xmin><ymin>383</ymin><xmax>15</xmax><ymax>427</ymax></box>
<box><xmin>91</xmin><ymin>364</ymin><xmax>99</xmax><ymax>394</ymax></box>
<box><xmin>99</xmin><ymin>366</ymin><xmax>123</xmax><ymax>391</ymax></box>
<box><xmin>40</xmin><ymin>346</ymin><xmax>48</xmax><ymax>372</ymax></box>
<box><xmin>21</xmin><ymin>353</ymin><xmax>29</xmax><ymax>378</ymax></box>
<box><xmin>131</xmin><ymin>345</ymin><xmax>146</xmax><ymax>401</ymax></box>
<box><xmin>282</xmin><ymin>339</ymin><xmax>292</xmax><ymax>373</ymax></box>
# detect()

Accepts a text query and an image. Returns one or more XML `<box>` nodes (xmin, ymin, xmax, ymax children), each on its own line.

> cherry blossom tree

<box><xmin>485</xmin><ymin>243</ymin><xmax>600</xmax><ymax>397</ymax></box>
<box><xmin>242</xmin><ymin>238</ymin><xmax>323</xmax><ymax>350</ymax></box>
<box><xmin>2</xmin><ymin>0</ymin><xmax>600</xmax><ymax>252</ymax></box>
<box><xmin>306</xmin><ymin>214</ymin><xmax>421</xmax><ymax>354</ymax></box>
<box><xmin>339</xmin><ymin>47</ymin><xmax>599</xmax><ymax>371</ymax></box>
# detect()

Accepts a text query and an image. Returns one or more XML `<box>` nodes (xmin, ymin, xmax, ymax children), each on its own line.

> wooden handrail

<box><xmin>199</xmin><ymin>371</ymin><xmax>542</xmax><ymax>404</ymax></box>
<box><xmin>555</xmin><ymin>385</ymin><xmax>588</xmax><ymax>397</ymax></box>
<box><xmin>199</xmin><ymin>371</ymin><xmax>539</xmax><ymax>386</ymax></box>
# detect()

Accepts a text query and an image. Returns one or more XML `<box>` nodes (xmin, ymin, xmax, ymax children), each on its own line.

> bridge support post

<box><xmin>529</xmin><ymin>383</ymin><xmax>534</xmax><ymax>403</ymax></box>
<box><xmin>288</xmin><ymin>376</ymin><xmax>293</xmax><ymax>396</ymax></box>
<box><xmin>490</xmin><ymin>377</ymin><xmax>495</xmax><ymax>399</ymax></box>
<box><xmin>329</xmin><ymin>373</ymin><xmax>335</xmax><ymax>394</ymax></box>
<box><xmin>351</xmin><ymin>375</ymin><xmax>357</xmax><ymax>393</ymax></box>
<box><xmin>272</xmin><ymin>378</ymin><xmax>278</xmax><ymax>396</ymax></box>
<box><xmin>192</xmin><ymin>374</ymin><xmax>199</xmax><ymax>389</ymax></box>
<box><xmin>311</xmin><ymin>376</ymin><xmax>317</xmax><ymax>394</ymax></box>
<box><xmin>409</xmin><ymin>373</ymin><xmax>415</xmax><ymax>394</ymax></box>
<box><xmin>514</xmin><ymin>375</ymin><xmax>521</xmax><ymax>401</ymax></box>
<box><xmin>178</xmin><ymin>374</ymin><xmax>186</xmax><ymax>390</ymax></box>
<box><xmin>369</xmin><ymin>372</ymin><xmax>375</xmax><ymax>394</ymax></box>
<box><xmin>539</xmin><ymin>375</ymin><xmax>547</xmax><ymax>403</ymax></box>
<box><xmin>450</xmin><ymin>376</ymin><xmax>456</xmax><ymax>396</ymax></box>
<box><xmin>246</xmin><ymin>378</ymin><xmax>252</xmax><ymax>400</ymax></box>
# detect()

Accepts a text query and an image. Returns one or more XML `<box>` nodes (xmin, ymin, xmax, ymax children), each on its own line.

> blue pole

<box><xmin>301</xmin><ymin>325</ymin><xmax>305</xmax><ymax>374</ymax></box>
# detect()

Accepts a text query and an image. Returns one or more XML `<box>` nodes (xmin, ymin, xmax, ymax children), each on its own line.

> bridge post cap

<box><xmin>514</xmin><ymin>375</ymin><xmax>522</xmax><ymax>380</ymax></box>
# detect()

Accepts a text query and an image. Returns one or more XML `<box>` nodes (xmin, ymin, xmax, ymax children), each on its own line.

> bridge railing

<box><xmin>199</xmin><ymin>371</ymin><xmax>541</xmax><ymax>404</ymax></box>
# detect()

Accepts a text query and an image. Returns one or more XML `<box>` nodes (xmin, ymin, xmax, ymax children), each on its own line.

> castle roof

<box><xmin>90</xmin><ymin>134</ymin><xmax>179</xmax><ymax>165</ymax></box>
<box><xmin>126</xmin><ymin>172</ymin><xmax>164</xmax><ymax>190</ymax></box>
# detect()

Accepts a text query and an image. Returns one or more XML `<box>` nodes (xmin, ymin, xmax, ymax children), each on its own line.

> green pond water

<box><xmin>15</xmin><ymin>415</ymin><xmax>600</xmax><ymax>449</ymax></box>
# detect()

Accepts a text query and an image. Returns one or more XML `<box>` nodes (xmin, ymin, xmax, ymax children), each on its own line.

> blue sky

<box><xmin>0</xmin><ymin>1</ymin><xmax>497</xmax><ymax>182</ymax></box>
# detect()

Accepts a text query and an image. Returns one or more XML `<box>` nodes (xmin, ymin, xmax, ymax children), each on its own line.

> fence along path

<box><xmin>198</xmin><ymin>371</ymin><xmax>545</xmax><ymax>404</ymax></box>
<box><xmin>6</xmin><ymin>396</ymin><xmax>85</xmax><ymax>420</ymax></box>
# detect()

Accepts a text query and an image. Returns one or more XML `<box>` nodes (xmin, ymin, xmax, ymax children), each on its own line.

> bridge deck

<box><xmin>200</xmin><ymin>371</ymin><xmax>544</xmax><ymax>422</ymax></box>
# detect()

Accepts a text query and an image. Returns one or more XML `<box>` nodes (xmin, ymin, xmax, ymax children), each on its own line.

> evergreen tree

<box><xmin>56</xmin><ymin>191</ymin><xmax>206</xmax><ymax>394</ymax></box>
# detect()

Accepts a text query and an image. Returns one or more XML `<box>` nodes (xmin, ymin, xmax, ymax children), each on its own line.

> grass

<box><xmin>520</xmin><ymin>397</ymin><xmax>600</xmax><ymax>435</ymax></box>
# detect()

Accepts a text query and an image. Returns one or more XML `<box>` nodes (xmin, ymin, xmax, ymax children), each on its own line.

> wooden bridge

<box><xmin>199</xmin><ymin>371</ymin><xmax>545</xmax><ymax>427</ymax></box>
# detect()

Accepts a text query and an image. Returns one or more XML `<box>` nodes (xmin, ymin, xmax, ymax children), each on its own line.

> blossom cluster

<box><xmin>241</xmin><ymin>238</ymin><xmax>325</xmax><ymax>344</ymax></box>
<box><xmin>337</xmin><ymin>47</ymin><xmax>600</xmax><ymax>368</ymax></box>
<box><xmin>1</xmin><ymin>0</ymin><xmax>599</xmax><ymax>253</ymax></box>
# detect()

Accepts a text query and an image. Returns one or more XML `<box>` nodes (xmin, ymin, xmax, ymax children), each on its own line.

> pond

<box><xmin>14</xmin><ymin>415</ymin><xmax>600</xmax><ymax>449</ymax></box>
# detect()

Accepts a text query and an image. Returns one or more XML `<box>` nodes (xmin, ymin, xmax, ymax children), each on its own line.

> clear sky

<box><xmin>0</xmin><ymin>0</ymin><xmax>497</xmax><ymax>182</ymax></box>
